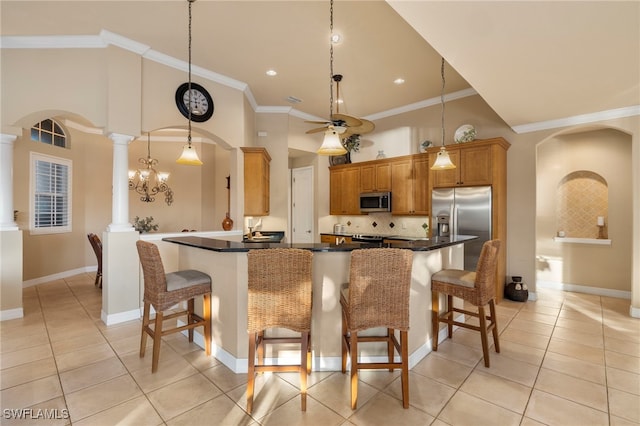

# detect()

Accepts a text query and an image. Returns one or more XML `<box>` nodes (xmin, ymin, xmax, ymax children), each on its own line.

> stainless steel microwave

<box><xmin>359</xmin><ymin>192</ymin><xmax>391</xmax><ymax>213</ymax></box>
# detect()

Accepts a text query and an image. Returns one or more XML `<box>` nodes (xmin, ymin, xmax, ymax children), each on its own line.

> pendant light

<box><xmin>317</xmin><ymin>0</ymin><xmax>347</xmax><ymax>156</ymax></box>
<box><xmin>176</xmin><ymin>0</ymin><xmax>203</xmax><ymax>166</ymax></box>
<box><xmin>431</xmin><ymin>57</ymin><xmax>456</xmax><ymax>170</ymax></box>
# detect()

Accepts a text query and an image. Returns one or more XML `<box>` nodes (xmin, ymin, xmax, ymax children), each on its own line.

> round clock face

<box><xmin>175</xmin><ymin>82</ymin><xmax>214</xmax><ymax>122</ymax></box>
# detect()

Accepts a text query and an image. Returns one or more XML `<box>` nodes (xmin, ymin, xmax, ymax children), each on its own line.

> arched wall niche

<box><xmin>556</xmin><ymin>170</ymin><xmax>608</xmax><ymax>239</ymax></box>
<box><xmin>535</xmin><ymin>126</ymin><xmax>632</xmax><ymax>293</ymax></box>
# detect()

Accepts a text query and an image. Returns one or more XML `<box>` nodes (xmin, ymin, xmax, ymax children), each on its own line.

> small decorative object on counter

<box><xmin>376</xmin><ymin>150</ymin><xmax>386</xmax><ymax>159</ymax></box>
<box><xmin>422</xmin><ymin>222</ymin><xmax>429</xmax><ymax>237</ymax></box>
<box><xmin>505</xmin><ymin>276</ymin><xmax>528</xmax><ymax>302</ymax></box>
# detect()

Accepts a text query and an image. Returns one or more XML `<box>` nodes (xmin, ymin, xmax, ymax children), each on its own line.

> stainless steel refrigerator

<box><xmin>432</xmin><ymin>186</ymin><xmax>492</xmax><ymax>271</ymax></box>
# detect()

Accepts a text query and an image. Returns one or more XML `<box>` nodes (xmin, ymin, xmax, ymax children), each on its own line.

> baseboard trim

<box><xmin>23</xmin><ymin>267</ymin><xmax>96</xmax><ymax>287</ymax></box>
<box><xmin>0</xmin><ymin>307</ymin><xmax>24</xmax><ymax>321</ymax></box>
<box><xmin>101</xmin><ymin>308</ymin><xmax>140</xmax><ymax>326</ymax></box>
<box><xmin>536</xmin><ymin>280</ymin><xmax>632</xmax><ymax>299</ymax></box>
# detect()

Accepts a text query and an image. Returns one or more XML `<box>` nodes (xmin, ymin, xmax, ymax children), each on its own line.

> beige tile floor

<box><xmin>1</xmin><ymin>273</ymin><xmax>639</xmax><ymax>425</ymax></box>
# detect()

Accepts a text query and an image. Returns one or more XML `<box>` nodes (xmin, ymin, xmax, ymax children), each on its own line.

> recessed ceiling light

<box><xmin>331</xmin><ymin>33</ymin><xmax>342</xmax><ymax>44</ymax></box>
<box><xmin>266</xmin><ymin>69</ymin><xmax>277</xmax><ymax>76</ymax></box>
<box><xmin>394</xmin><ymin>78</ymin><xmax>405</xmax><ymax>85</ymax></box>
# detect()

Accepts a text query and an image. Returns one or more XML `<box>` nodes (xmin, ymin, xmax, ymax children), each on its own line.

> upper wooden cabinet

<box><xmin>428</xmin><ymin>138</ymin><xmax>509</xmax><ymax>188</ymax></box>
<box><xmin>390</xmin><ymin>155</ymin><xmax>430</xmax><ymax>215</ymax></box>
<box><xmin>330</xmin><ymin>165</ymin><xmax>361</xmax><ymax>215</ymax></box>
<box><xmin>360</xmin><ymin>160</ymin><xmax>392</xmax><ymax>193</ymax></box>
<box><xmin>241</xmin><ymin>147</ymin><xmax>271</xmax><ymax>216</ymax></box>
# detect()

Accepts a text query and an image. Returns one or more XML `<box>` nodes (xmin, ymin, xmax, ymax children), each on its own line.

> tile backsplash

<box><xmin>331</xmin><ymin>212</ymin><xmax>430</xmax><ymax>237</ymax></box>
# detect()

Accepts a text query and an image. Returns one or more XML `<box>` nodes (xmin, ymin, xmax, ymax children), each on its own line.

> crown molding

<box><xmin>512</xmin><ymin>105</ymin><xmax>640</xmax><ymax>134</ymax></box>
<box><xmin>364</xmin><ymin>88</ymin><xmax>478</xmax><ymax>121</ymax></box>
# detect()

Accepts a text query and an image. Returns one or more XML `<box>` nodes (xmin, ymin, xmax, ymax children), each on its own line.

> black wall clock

<box><xmin>175</xmin><ymin>82</ymin><xmax>214</xmax><ymax>122</ymax></box>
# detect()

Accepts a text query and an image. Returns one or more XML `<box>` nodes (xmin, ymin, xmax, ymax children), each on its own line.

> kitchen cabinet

<box><xmin>330</xmin><ymin>165</ymin><xmax>361</xmax><ymax>215</ymax></box>
<box><xmin>390</xmin><ymin>155</ymin><xmax>430</xmax><ymax>215</ymax></box>
<box><xmin>241</xmin><ymin>147</ymin><xmax>271</xmax><ymax>216</ymax></box>
<box><xmin>429</xmin><ymin>142</ymin><xmax>493</xmax><ymax>187</ymax></box>
<box><xmin>360</xmin><ymin>160</ymin><xmax>392</xmax><ymax>192</ymax></box>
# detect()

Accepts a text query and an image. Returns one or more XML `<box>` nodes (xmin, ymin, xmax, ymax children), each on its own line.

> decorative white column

<box><xmin>102</xmin><ymin>132</ymin><xmax>140</xmax><ymax>325</ymax></box>
<box><xmin>0</xmin><ymin>133</ymin><xmax>23</xmax><ymax>321</ymax></box>
<box><xmin>0</xmin><ymin>134</ymin><xmax>18</xmax><ymax>231</ymax></box>
<box><xmin>107</xmin><ymin>133</ymin><xmax>135</xmax><ymax>232</ymax></box>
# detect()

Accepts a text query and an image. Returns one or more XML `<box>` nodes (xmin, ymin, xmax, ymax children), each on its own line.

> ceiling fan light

<box><xmin>317</xmin><ymin>128</ymin><xmax>347</xmax><ymax>155</ymax></box>
<box><xmin>176</xmin><ymin>144</ymin><xmax>203</xmax><ymax>165</ymax></box>
<box><xmin>431</xmin><ymin>146</ymin><xmax>456</xmax><ymax>170</ymax></box>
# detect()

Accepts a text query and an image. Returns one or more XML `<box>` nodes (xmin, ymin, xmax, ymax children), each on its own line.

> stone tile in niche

<box><xmin>372</xmin><ymin>222</ymin><xmax>377</xmax><ymax>228</ymax></box>
<box><xmin>389</xmin><ymin>222</ymin><xmax>395</xmax><ymax>228</ymax></box>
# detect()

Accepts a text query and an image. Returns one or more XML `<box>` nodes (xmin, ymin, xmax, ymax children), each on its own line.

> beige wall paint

<box><xmin>536</xmin><ymin>129</ymin><xmax>632</xmax><ymax>291</ymax></box>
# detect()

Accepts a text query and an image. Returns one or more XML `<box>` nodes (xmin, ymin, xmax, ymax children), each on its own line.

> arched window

<box><xmin>31</xmin><ymin>118</ymin><xmax>68</xmax><ymax>148</ymax></box>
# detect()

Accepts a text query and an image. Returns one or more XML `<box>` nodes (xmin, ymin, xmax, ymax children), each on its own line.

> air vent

<box><xmin>286</xmin><ymin>96</ymin><xmax>302</xmax><ymax>104</ymax></box>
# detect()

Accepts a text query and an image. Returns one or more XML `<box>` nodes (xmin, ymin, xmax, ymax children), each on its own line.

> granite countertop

<box><xmin>162</xmin><ymin>235</ymin><xmax>477</xmax><ymax>253</ymax></box>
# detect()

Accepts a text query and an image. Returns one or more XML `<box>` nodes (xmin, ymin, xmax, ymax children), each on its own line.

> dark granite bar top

<box><xmin>162</xmin><ymin>235</ymin><xmax>477</xmax><ymax>253</ymax></box>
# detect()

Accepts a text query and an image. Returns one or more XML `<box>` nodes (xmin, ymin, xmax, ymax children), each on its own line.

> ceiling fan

<box><xmin>305</xmin><ymin>74</ymin><xmax>375</xmax><ymax>137</ymax></box>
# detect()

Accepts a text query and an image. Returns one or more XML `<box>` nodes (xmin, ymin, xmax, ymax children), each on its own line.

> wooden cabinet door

<box><xmin>430</xmin><ymin>149</ymin><xmax>459</xmax><ymax>188</ymax></box>
<box><xmin>242</xmin><ymin>147</ymin><xmax>271</xmax><ymax>216</ymax></box>
<box><xmin>460</xmin><ymin>145</ymin><xmax>492</xmax><ymax>186</ymax></box>
<box><xmin>342</xmin><ymin>167</ymin><xmax>361</xmax><ymax>214</ymax></box>
<box><xmin>360</xmin><ymin>161</ymin><xmax>391</xmax><ymax>192</ymax></box>
<box><xmin>330</xmin><ymin>166</ymin><xmax>361</xmax><ymax>215</ymax></box>
<box><xmin>375</xmin><ymin>162</ymin><xmax>392</xmax><ymax>191</ymax></box>
<box><xmin>391</xmin><ymin>159</ymin><xmax>413</xmax><ymax>214</ymax></box>
<box><xmin>412</xmin><ymin>155</ymin><xmax>430</xmax><ymax>214</ymax></box>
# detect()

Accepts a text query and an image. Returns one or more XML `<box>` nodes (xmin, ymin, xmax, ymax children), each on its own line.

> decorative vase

<box><xmin>222</xmin><ymin>213</ymin><xmax>233</xmax><ymax>231</ymax></box>
<box><xmin>376</xmin><ymin>150</ymin><xmax>386</xmax><ymax>159</ymax></box>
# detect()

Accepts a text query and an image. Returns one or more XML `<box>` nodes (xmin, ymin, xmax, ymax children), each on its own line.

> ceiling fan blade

<box><xmin>305</xmin><ymin>127</ymin><xmax>328</xmax><ymax>134</ymax></box>
<box><xmin>346</xmin><ymin>119</ymin><xmax>375</xmax><ymax>135</ymax></box>
<box><xmin>304</xmin><ymin>120</ymin><xmax>331</xmax><ymax>124</ymax></box>
<box><xmin>332</xmin><ymin>113</ymin><xmax>362</xmax><ymax>127</ymax></box>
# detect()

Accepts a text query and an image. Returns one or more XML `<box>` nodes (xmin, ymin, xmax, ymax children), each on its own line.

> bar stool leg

<box><xmin>300</xmin><ymin>331</ymin><xmax>309</xmax><ymax>411</ymax></box>
<box><xmin>140</xmin><ymin>302</ymin><xmax>151</xmax><ymax>357</ymax></box>
<box><xmin>431</xmin><ymin>292</ymin><xmax>440</xmax><ymax>351</ymax></box>
<box><xmin>151</xmin><ymin>311</ymin><xmax>164</xmax><ymax>373</ymax></box>
<box><xmin>400</xmin><ymin>330</ymin><xmax>409</xmax><ymax>408</ymax></box>
<box><xmin>187</xmin><ymin>298</ymin><xmax>195</xmax><ymax>342</ymax></box>
<box><xmin>350</xmin><ymin>332</ymin><xmax>358</xmax><ymax>409</ymax></box>
<box><xmin>489</xmin><ymin>299</ymin><xmax>500</xmax><ymax>353</ymax></box>
<box><xmin>478</xmin><ymin>305</ymin><xmax>490</xmax><ymax>367</ymax></box>
<box><xmin>203</xmin><ymin>294</ymin><xmax>212</xmax><ymax>355</ymax></box>
<box><xmin>247</xmin><ymin>332</ymin><xmax>257</xmax><ymax>414</ymax></box>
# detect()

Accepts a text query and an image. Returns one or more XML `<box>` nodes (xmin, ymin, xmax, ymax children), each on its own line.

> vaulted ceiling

<box><xmin>2</xmin><ymin>1</ymin><xmax>638</xmax><ymax>133</ymax></box>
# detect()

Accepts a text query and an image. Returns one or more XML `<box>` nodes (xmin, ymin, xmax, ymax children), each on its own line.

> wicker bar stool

<box><xmin>431</xmin><ymin>239</ymin><xmax>501</xmax><ymax>367</ymax></box>
<box><xmin>246</xmin><ymin>248</ymin><xmax>313</xmax><ymax>414</ymax></box>
<box><xmin>87</xmin><ymin>233</ymin><xmax>102</xmax><ymax>288</ymax></box>
<box><xmin>341</xmin><ymin>248</ymin><xmax>414</xmax><ymax>409</ymax></box>
<box><xmin>136</xmin><ymin>240</ymin><xmax>212</xmax><ymax>373</ymax></box>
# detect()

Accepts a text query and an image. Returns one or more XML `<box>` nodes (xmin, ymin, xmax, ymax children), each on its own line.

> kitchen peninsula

<box><xmin>162</xmin><ymin>235</ymin><xmax>476</xmax><ymax>373</ymax></box>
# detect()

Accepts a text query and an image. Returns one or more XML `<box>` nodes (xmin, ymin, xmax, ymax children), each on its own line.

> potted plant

<box><xmin>133</xmin><ymin>216</ymin><xmax>159</xmax><ymax>233</ymax></box>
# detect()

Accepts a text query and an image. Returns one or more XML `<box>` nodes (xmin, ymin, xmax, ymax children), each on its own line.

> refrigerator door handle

<box><xmin>450</xmin><ymin>204</ymin><xmax>456</xmax><ymax>237</ymax></box>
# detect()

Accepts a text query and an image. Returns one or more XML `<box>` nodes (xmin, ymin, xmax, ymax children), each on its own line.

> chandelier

<box><xmin>128</xmin><ymin>133</ymin><xmax>174</xmax><ymax>205</ymax></box>
<box><xmin>176</xmin><ymin>0</ymin><xmax>203</xmax><ymax>165</ymax></box>
<box><xmin>431</xmin><ymin>57</ymin><xmax>456</xmax><ymax>170</ymax></box>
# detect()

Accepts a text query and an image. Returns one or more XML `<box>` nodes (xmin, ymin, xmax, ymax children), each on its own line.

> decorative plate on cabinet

<box><xmin>454</xmin><ymin>124</ymin><xmax>476</xmax><ymax>143</ymax></box>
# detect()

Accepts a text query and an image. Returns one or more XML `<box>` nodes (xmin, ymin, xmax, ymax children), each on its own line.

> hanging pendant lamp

<box><xmin>431</xmin><ymin>57</ymin><xmax>456</xmax><ymax>170</ymax></box>
<box><xmin>317</xmin><ymin>0</ymin><xmax>347</xmax><ymax>156</ymax></box>
<box><xmin>176</xmin><ymin>0</ymin><xmax>203</xmax><ymax>166</ymax></box>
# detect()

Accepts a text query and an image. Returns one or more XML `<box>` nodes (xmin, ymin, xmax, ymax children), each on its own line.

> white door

<box><xmin>291</xmin><ymin>166</ymin><xmax>314</xmax><ymax>243</ymax></box>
